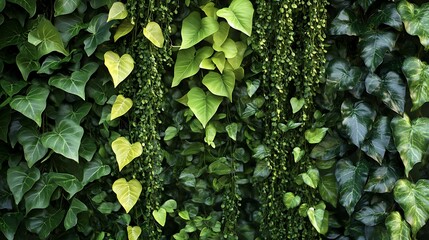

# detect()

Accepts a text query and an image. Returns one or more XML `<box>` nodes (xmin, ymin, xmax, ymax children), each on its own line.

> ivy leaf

<box><xmin>394</xmin><ymin>179</ymin><xmax>429</xmax><ymax>236</ymax></box>
<box><xmin>283</xmin><ymin>192</ymin><xmax>301</xmax><ymax>209</ymax></box>
<box><xmin>290</xmin><ymin>97</ymin><xmax>305</xmax><ymax>114</ymax></box>
<box><xmin>49</xmin><ymin>62</ymin><xmax>98</xmax><ymax>100</ymax></box>
<box><xmin>10</xmin><ymin>86</ymin><xmax>49</xmax><ymax>127</ymax></box>
<box><xmin>25</xmin><ymin>208</ymin><xmax>65</xmax><ymax>239</ymax></box>
<box><xmin>305</xmin><ymin>128</ymin><xmax>328</xmax><ymax>144</ymax></box>
<box><xmin>111</xmin><ymin>95</ymin><xmax>133</xmax><ymax>120</ymax></box>
<box><xmin>368</xmin><ymin>4</ymin><xmax>402</xmax><ymax>31</ymax></box>
<box><xmin>318</xmin><ymin>172</ymin><xmax>338</xmax><ymax>207</ymax></box>
<box><xmin>180</xmin><ymin>12</ymin><xmax>219</xmax><ymax>49</ymax></box>
<box><xmin>326</xmin><ymin>58</ymin><xmax>363</xmax><ymax>91</ymax></box>
<box><xmin>56</xmin><ymin>102</ymin><xmax>92</xmax><ymax>124</ymax></box>
<box><xmin>292</xmin><ymin>147</ymin><xmax>305</xmax><ymax>163</ymax></box>
<box><xmin>310</xmin><ymin>133</ymin><xmax>347</xmax><ymax>160</ymax></box>
<box><xmin>385</xmin><ymin>212</ymin><xmax>412</xmax><ymax>240</ymax></box>
<box><xmin>152</xmin><ymin>208</ymin><xmax>167</xmax><ymax>226</ymax></box>
<box><xmin>187</xmin><ymin>87</ymin><xmax>223</xmax><ymax>128</ymax></box>
<box><xmin>391</xmin><ymin>115</ymin><xmax>429</xmax><ymax>176</ymax></box>
<box><xmin>301</xmin><ymin>168</ymin><xmax>320</xmax><ymax>189</ymax></box>
<box><xmin>0</xmin><ymin>108</ymin><xmax>11</xmax><ymax>142</ymax></box>
<box><xmin>0</xmin><ymin>78</ymin><xmax>27</xmax><ymax>97</ymax></box>
<box><xmin>38</xmin><ymin>54</ymin><xmax>72</xmax><ymax>75</ymax></box>
<box><xmin>361</xmin><ymin>116</ymin><xmax>391</xmax><ymax>164</ymax></box>
<box><xmin>79</xmin><ymin>136</ymin><xmax>96</xmax><ymax>161</ymax></box>
<box><xmin>104</xmin><ymin>51</ymin><xmax>134</xmax><ymax>88</ymax></box>
<box><xmin>172</xmin><ymin>46</ymin><xmax>213</xmax><ymax>87</ymax></box>
<box><xmin>212</xmin><ymin>52</ymin><xmax>226</xmax><ymax>73</ymax></box>
<box><xmin>8</xmin><ymin>0</ymin><xmax>36</xmax><ymax>17</ymax></box>
<box><xmin>0</xmin><ymin>20</ymin><xmax>25</xmax><ymax>49</ymax></box>
<box><xmin>0</xmin><ymin>213</ymin><xmax>24</xmax><ymax>240</ymax></box>
<box><xmin>397</xmin><ymin>1</ymin><xmax>429</xmax><ymax>48</ymax></box>
<box><xmin>84</xmin><ymin>14</ymin><xmax>113</xmax><ymax>56</ymax></box>
<box><xmin>335</xmin><ymin>159</ymin><xmax>369</xmax><ymax>215</ymax></box>
<box><xmin>213</xmin><ymin>21</ymin><xmax>229</xmax><ymax>48</ymax></box>
<box><xmin>365</xmin><ymin>72</ymin><xmax>406</xmax><ymax>115</ymax></box>
<box><xmin>114</xmin><ymin>19</ymin><xmax>134</xmax><ymax>42</ymax></box>
<box><xmin>355</xmin><ymin>201</ymin><xmax>388</xmax><ymax>226</ymax></box>
<box><xmin>330</xmin><ymin>8</ymin><xmax>363</xmax><ymax>36</ymax></box>
<box><xmin>202</xmin><ymin>70</ymin><xmax>235</xmax><ymax>101</ymax></box>
<box><xmin>16</xmin><ymin>43</ymin><xmax>40</xmax><ymax>81</ymax></box>
<box><xmin>307</xmin><ymin>206</ymin><xmax>329</xmax><ymax>235</ymax></box>
<box><xmin>107</xmin><ymin>2</ymin><xmax>127</xmax><ymax>22</ymax></box>
<box><xmin>7</xmin><ymin>165</ymin><xmax>40</xmax><ymax>205</ymax></box>
<box><xmin>127</xmin><ymin>226</ymin><xmax>142</xmax><ymax>240</ymax></box>
<box><xmin>208</xmin><ymin>158</ymin><xmax>233</xmax><ymax>175</ymax></box>
<box><xmin>201</xmin><ymin>2</ymin><xmax>218</xmax><ymax>18</ymax></box>
<box><xmin>112</xmin><ymin>178</ymin><xmax>142</xmax><ymax>213</ymax></box>
<box><xmin>216</xmin><ymin>0</ymin><xmax>254</xmax><ymax>36</ymax></box>
<box><xmin>143</xmin><ymin>22</ymin><xmax>164</xmax><ymax>48</ymax></box>
<box><xmin>365</xmin><ymin>160</ymin><xmax>401</xmax><ymax>193</ymax></box>
<box><xmin>357</xmin><ymin>0</ymin><xmax>376</xmax><ymax>12</ymax></box>
<box><xmin>359</xmin><ymin>30</ymin><xmax>396</xmax><ymax>72</ymax></box>
<box><xmin>55</xmin><ymin>14</ymin><xmax>84</xmax><ymax>44</ymax></box>
<box><xmin>64</xmin><ymin>198</ymin><xmax>87</xmax><ymax>230</ymax></box>
<box><xmin>112</xmin><ymin>137</ymin><xmax>142</xmax><ymax>171</ymax></box>
<box><xmin>341</xmin><ymin>100</ymin><xmax>376</xmax><ymax>147</ymax></box>
<box><xmin>54</xmin><ymin>0</ymin><xmax>80</xmax><ymax>16</ymax></box>
<box><xmin>24</xmin><ymin>174</ymin><xmax>58</xmax><ymax>213</ymax></box>
<box><xmin>17</xmin><ymin>126</ymin><xmax>48</xmax><ymax>168</ymax></box>
<box><xmin>402</xmin><ymin>57</ymin><xmax>429</xmax><ymax>111</ymax></box>
<box><xmin>49</xmin><ymin>173</ymin><xmax>83</xmax><ymax>199</ymax></box>
<box><xmin>41</xmin><ymin>119</ymin><xmax>84</xmax><ymax>162</ymax></box>
<box><xmin>82</xmin><ymin>160</ymin><xmax>111</xmax><ymax>185</ymax></box>
<box><xmin>28</xmin><ymin>17</ymin><xmax>68</xmax><ymax>56</ymax></box>
<box><xmin>204</xmin><ymin>122</ymin><xmax>216</xmax><ymax>148</ymax></box>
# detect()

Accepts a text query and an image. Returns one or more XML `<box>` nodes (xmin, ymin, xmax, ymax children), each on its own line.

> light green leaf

<box><xmin>217</xmin><ymin>0</ymin><xmax>254</xmax><ymax>36</ymax></box>
<box><xmin>104</xmin><ymin>51</ymin><xmax>134</xmax><ymax>88</ymax></box>
<box><xmin>212</xmin><ymin>52</ymin><xmax>226</xmax><ymax>73</ymax></box>
<box><xmin>319</xmin><ymin>172</ymin><xmax>338</xmax><ymax>207</ymax></box>
<box><xmin>391</xmin><ymin>115</ymin><xmax>429</xmax><ymax>176</ymax></box>
<box><xmin>172</xmin><ymin>46</ymin><xmax>213</xmax><ymax>87</ymax></box>
<box><xmin>394</xmin><ymin>179</ymin><xmax>429</xmax><ymax>237</ymax></box>
<box><xmin>41</xmin><ymin>119</ymin><xmax>84</xmax><ymax>162</ymax></box>
<box><xmin>64</xmin><ymin>198</ymin><xmax>87</xmax><ymax>230</ymax></box>
<box><xmin>10</xmin><ymin>86</ymin><xmax>49</xmax><ymax>127</ymax></box>
<box><xmin>208</xmin><ymin>158</ymin><xmax>233</xmax><ymax>175</ymax></box>
<box><xmin>107</xmin><ymin>2</ymin><xmax>127</xmax><ymax>22</ymax></box>
<box><xmin>402</xmin><ymin>57</ymin><xmax>429</xmax><ymax>111</ymax></box>
<box><xmin>213</xmin><ymin>21</ymin><xmax>229</xmax><ymax>48</ymax></box>
<box><xmin>213</xmin><ymin>38</ymin><xmax>237</xmax><ymax>58</ymax></box>
<box><xmin>226</xmin><ymin>123</ymin><xmax>238</xmax><ymax>141</ymax></box>
<box><xmin>28</xmin><ymin>17</ymin><xmax>68</xmax><ymax>56</ymax></box>
<box><xmin>397</xmin><ymin>1</ymin><xmax>429</xmax><ymax>48</ymax></box>
<box><xmin>361</xmin><ymin>116</ymin><xmax>391</xmax><ymax>164</ymax></box>
<box><xmin>385</xmin><ymin>212</ymin><xmax>412</xmax><ymax>240</ymax></box>
<box><xmin>114</xmin><ymin>18</ymin><xmax>134</xmax><ymax>42</ymax></box>
<box><xmin>290</xmin><ymin>97</ymin><xmax>305</xmax><ymax>114</ymax></box>
<box><xmin>112</xmin><ymin>178</ymin><xmax>142</xmax><ymax>213</ymax></box>
<box><xmin>111</xmin><ymin>95</ymin><xmax>133</xmax><ymax>120</ymax></box>
<box><xmin>164</xmin><ymin>126</ymin><xmax>178</xmax><ymax>141</ymax></box>
<box><xmin>293</xmin><ymin>147</ymin><xmax>305</xmax><ymax>163</ymax></box>
<box><xmin>143</xmin><ymin>21</ymin><xmax>164</xmax><ymax>48</ymax></box>
<box><xmin>24</xmin><ymin>174</ymin><xmax>58</xmax><ymax>213</ymax></box>
<box><xmin>283</xmin><ymin>192</ymin><xmax>301</xmax><ymax>209</ymax></box>
<box><xmin>202</xmin><ymin>70</ymin><xmax>235</xmax><ymax>101</ymax></box>
<box><xmin>18</xmin><ymin>127</ymin><xmax>48</xmax><ymax>167</ymax></box>
<box><xmin>326</xmin><ymin>58</ymin><xmax>363</xmax><ymax>91</ymax></box>
<box><xmin>127</xmin><ymin>226</ymin><xmax>142</xmax><ymax>240</ymax></box>
<box><xmin>359</xmin><ymin>31</ymin><xmax>396</xmax><ymax>72</ymax></box>
<box><xmin>7</xmin><ymin>165</ymin><xmax>40</xmax><ymax>205</ymax></box>
<box><xmin>341</xmin><ymin>100</ymin><xmax>376</xmax><ymax>147</ymax></box>
<box><xmin>49</xmin><ymin>62</ymin><xmax>98</xmax><ymax>100</ymax></box>
<box><xmin>301</xmin><ymin>168</ymin><xmax>320</xmax><ymax>189</ymax></box>
<box><xmin>365</xmin><ymin>160</ymin><xmax>401</xmax><ymax>193</ymax></box>
<box><xmin>152</xmin><ymin>208</ymin><xmax>167</xmax><ymax>226</ymax></box>
<box><xmin>112</xmin><ymin>137</ymin><xmax>142</xmax><ymax>171</ymax></box>
<box><xmin>8</xmin><ymin>0</ymin><xmax>36</xmax><ymax>17</ymax></box>
<box><xmin>54</xmin><ymin>0</ymin><xmax>80</xmax><ymax>16</ymax></box>
<box><xmin>307</xmin><ymin>207</ymin><xmax>329</xmax><ymax>234</ymax></box>
<box><xmin>161</xmin><ymin>199</ymin><xmax>177</xmax><ymax>213</ymax></box>
<box><xmin>180</xmin><ymin>12</ymin><xmax>219</xmax><ymax>49</ymax></box>
<box><xmin>204</xmin><ymin>122</ymin><xmax>216</xmax><ymax>148</ymax></box>
<box><xmin>187</xmin><ymin>87</ymin><xmax>223</xmax><ymax>128</ymax></box>
<box><xmin>200</xmin><ymin>58</ymin><xmax>216</xmax><ymax>70</ymax></box>
<box><xmin>25</xmin><ymin>208</ymin><xmax>65</xmax><ymax>239</ymax></box>
<box><xmin>356</xmin><ymin>201</ymin><xmax>388</xmax><ymax>226</ymax></box>
<box><xmin>305</xmin><ymin>128</ymin><xmax>328</xmax><ymax>144</ymax></box>
<box><xmin>201</xmin><ymin>2</ymin><xmax>218</xmax><ymax>18</ymax></box>
<box><xmin>179</xmin><ymin>210</ymin><xmax>190</xmax><ymax>220</ymax></box>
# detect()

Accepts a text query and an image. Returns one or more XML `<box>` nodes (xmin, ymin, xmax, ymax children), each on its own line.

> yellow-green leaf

<box><xmin>127</xmin><ymin>226</ymin><xmax>142</xmax><ymax>240</ymax></box>
<box><xmin>104</xmin><ymin>51</ymin><xmax>134</xmax><ymax>88</ymax></box>
<box><xmin>112</xmin><ymin>178</ymin><xmax>142</xmax><ymax>213</ymax></box>
<box><xmin>107</xmin><ymin>2</ymin><xmax>127</xmax><ymax>22</ymax></box>
<box><xmin>152</xmin><ymin>208</ymin><xmax>167</xmax><ymax>226</ymax></box>
<box><xmin>114</xmin><ymin>19</ymin><xmax>134</xmax><ymax>42</ymax></box>
<box><xmin>143</xmin><ymin>22</ymin><xmax>164</xmax><ymax>48</ymax></box>
<box><xmin>111</xmin><ymin>95</ymin><xmax>133</xmax><ymax>120</ymax></box>
<box><xmin>112</xmin><ymin>137</ymin><xmax>142</xmax><ymax>171</ymax></box>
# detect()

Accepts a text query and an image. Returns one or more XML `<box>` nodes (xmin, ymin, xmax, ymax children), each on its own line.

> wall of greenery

<box><xmin>1</xmin><ymin>0</ymin><xmax>429</xmax><ymax>240</ymax></box>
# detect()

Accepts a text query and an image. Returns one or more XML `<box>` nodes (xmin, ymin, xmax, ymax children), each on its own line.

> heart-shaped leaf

<box><xmin>24</xmin><ymin>174</ymin><xmax>58</xmax><ymax>213</ymax></box>
<box><xmin>55</xmin><ymin>14</ymin><xmax>85</xmax><ymax>44</ymax></box>
<box><xmin>213</xmin><ymin>38</ymin><xmax>238</xmax><ymax>58</ymax></box>
<box><xmin>56</xmin><ymin>102</ymin><xmax>92</xmax><ymax>124</ymax></box>
<box><xmin>114</xmin><ymin>19</ymin><xmax>134</xmax><ymax>42</ymax></box>
<box><xmin>8</xmin><ymin>0</ymin><xmax>36</xmax><ymax>17</ymax></box>
<box><xmin>107</xmin><ymin>2</ymin><xmax>127</xmax><ymax>22</ymax></box>
<box><xmin>397</xmin><ymin>1</ymin><xmax>429</xmax><ymax>48</ymax></box>
<box><xmin>355</xmin><ymin>201</ymin><xmax>388</xmax><ymax>226</ymax></box>
<box><xmin>391</xmin><ymin>115</ymin><xmax>429</xmax><ymax>176</ymax></box>
<box><xmin>64</xmin><ymin>198</ymin><xmax>87</xmax><ymax>230</ymax></box>
<box><xmin>318</xmin><ymin>172</ymin><xmax>338</xmax><ymax>207</ymax></box>
<box><xmin>301</xmin><ymin>167</ymin><xmax>320</xmax><ymax>189</ymax></box>
<box><xmin>341</xmin><ymin>100</ymin><xmax>376</xmax><ymax>147</ymax></box>
<box><xmin>330</xmin><ymin>8</ymin><xmax>363</xmax><ymax>36</ymax></box>
<box><xmin>368</xmin><ymin>4</ymin><xmax>402</xmax><ymax>31</ymax></box>
<box><xmin>292</xmin><ymin>147</ymin><xmax>305</xmax><ymax>163</ymax></box>
<box><xmin>7</xmin><ymin>165</ymin><xmax>40</xmax><ymax>205</ymax></box>
<box><xmin>127</xmin><ymin>226</ymin><xmax>142</xmax><ymax>240</ymax></box>
<box><xmin>28</xmin><ymin>17</ymin><xmax>68</xmax><ymax>56</ymax></box>
<box><xmin>16</xmin><ymin>43</ymin><xmax>40</xmax><ymax>80</ymax></box>
<box><xmin>187</xmin><ymin>87</ymin><xmax>223</xmax><ymax>128</ymax></box>
<box><xmin>54</xmin><ymin>0</ymin><xmax>80</xmax><ymax>16</ymax></box>
<box><xmin>310</xmin><ymin>133</ymin><xmax>348</xmax><ymax>160</ymax></box>
<box><xmin>305</xmin><ymin>128</ymin><xmax>328</xmax><ymax>144</ymax></box>
<box><xmin>290</xmin><ymin>97</ymin><xmax>305</xmax><ymax>114</ymax></box>
<box><xmin>41</xmin><ymin>119</ymin><xmax>84</xmax><ymax>162</ymax></box>
<box><xmin>112</xmin><ymin>137</ymin><xmax>142</xmax><ymax>171</ymax></box>
<box><xmin>180</xmin><ymin>12</ymin><xmax>219</xmax><ymax>49</ymax></box>
<box><xmin>111</xmin><ymin>95</ymin><xmax>133</xmax><ymax>120</ymax></box>
<box><xmin>18</xmin><ymin>126</ymin><xmax>48</xmax><ymax>167</ymax></box>
<box><xmin>201</xmin><ymin>2</ymin><xmax>218</xmax><ymax>18</ymax></box>
<box><xmin>208</xmin><ymin>158</ymin><xmax>233</xmax><ymax>175</ymax></box>
<box><xmin>143</xmin><ymin>22</ymin><xmax>164</xmax><ymax>48</ymax></box>
<box><xmin>335</xmin><ymin>159</ymin><xmax>369</xmax><ymax>215</ymax></box>
<box><xmin>172</xmin><ymin>46</ymin><xmax>213</xmax><ymax>87</ymax></box>
<box><xmin>104</xmin><ymin>51</ymin><xmax>134</xmax><ymax>88</ymax></box>
<box><xmin>152</xmin><ymin>208</ymin><xmax>167</xmax><ymax>226</ymax></box>
<box><xmin>307</xmin><ymin>207</ymin><xmax>328</xmax><ymax>234</ymax></box>
<box><xmin>283</xmin><ymin>192</ymin><xmax>301</xmax><ymax>209</ymax></box>
<box><xmin>10</xmin><ymin>86</ymin><xmax>49</xmax><ymax>127</ymax></box>
<box><xmin>49</xmin><ymin>62</ymin><xmax>98</xmax><ymax>100</ymax></box>
<box><xmin>200</xmin><ymin>58</ymin><xmax>216</xmax><ymax>70</ymax></box>
<box><xmin>326</xmin><ymin>58</ymin><xmax>363</xmax><ymax>91</ymax></box>
<box><xmin>365</xmin><ymin>160</ymin><xmax>401</xmax><ymax>193</ymax></box>
<box><xmin>212</xmin><ymin>52</ymin><xmax>226</xmax><ymax>73</ymax></box>
<box><xmin>227</xmin><ymin>41</ymin><xmax>247</xmax><ymax>70</ymax></box>
<box><xmin>112</xmin><ymin>178</ymin><xmax>142</xmax><ymax>213</ymax></box>
<box><xmin>216</xmin><ymin>0</ymin><xmax>254</xmax><ymax>36</ymax></box>
<box><xmin>213</xmin><ymin>21</ymin><xmax>229</xmax><ymax>48</ymax></box>
<box><xmin>361</xmin><ymin>116</ymin><xmax>391</xmax><ymax>164</ymax></box>
<box><xmin>49</xmin><ymin>173</ymin><xmax>83</xmax><ymax>198</ymax></box>
<box><xmin>385</xmin><ymin>211</ymin><xmax>411</xmax><ymax>240</ymax></box>
<box><xmin>84</xmin><ymin>13</ymin><xmax>113</xmax><ymax>56</ymax></box>
<box><xmin>26</xmin><ymin>208</ymin><xmax>65</xmax><ymax>239</ymax></box>
<box><xmin>202</xmin><ymin>70</ymin><xmax>235</xmax><ymax>101</ymax></box>
<box><xmin>82</xmin><ymin>160</ymin><xmax>111</xmax><ymax>185</ymax></box>
<box><xmin>359</xmin><ymin>31</ymin><xmax>396</xmax><ymax>72</ymax></box>
<box><xmin>402</xmin><ymin>57</ymin><xmax>429</xmax><ymax>111</ymax></box>
<box><xmin>226</xmin><ymin>123</ymin><xmax>238</xmax><ymax>141</ymax></box>
<box><xmin>394</xmin><ymin>179</ymin><xmax>429</xmax><ymax>236</ymax></box>
<box><xmin>161</xmin><ymin>199</ymin><xmax>177</xmax><ymax>213</ymax></box>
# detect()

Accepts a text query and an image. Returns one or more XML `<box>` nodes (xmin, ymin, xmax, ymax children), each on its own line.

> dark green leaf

<box><xmin>55</xmin><ymin>14</ymin><xmax>84</xmax><ymax>44</ymax></box>
<box><xmin>49</xmin><ymin>172</ymin><xmax>83</xmax><ymax>199</ymax></box>
<box><xmin>0</xmin><ymin>20</ymin><xmax>25</xmax><ymax>49</ymax></box>
<box><xmin>28</xmin><ymin>17</ymin><xmax>68</xmax><ymax>56</ymax></box>
<box><xmin>310</xmin><ymin>133</ymin><xmax>348</xmax><ymax>160</ymax></box>
<box><xmin>326</xmin><ymin>58</ymin><xmax>363</xmax><ymax>91</ymax></box>
<box><xmin>18</xmin><ymin>126</ymin><xmax>48</xmax><ymax>168</ymax></box>
<box><xmin>86</xmin><ymin>78</ymin><xmax>114</xmax><ymax>105</ymax></box>
<box><xmin>79</xmin><ymin>136</ymin><xmax>96</xmax><ymax>161</ymax></box>
<box><xmin>0</xmin><ymin>78</ymin><xmax>27</xmax><ymax>97</ymax></box>
<box><xmin>54</xmin><ymin>0</ymin><xmax>80</xmax><ymax>16</ymax></box>
<box><xmin>357</xmin><ymin>0</ymin><xmax>376</xmax><ymax>12</ymax></box>
<box><xmin>24</xmin><ymin>174</ymin><xmax>58</xmax><ymax>213</ymax></box>
<box><xmin>368</xmin><ymin>4</ymin><xmax>402</xmax><ymax>31</ymax></box>
<box><xmin>8</xmin><ymin>0</ymin><xmax>36</xmax><ymax>17</ymax></box>
<box><xmin>0</xmin><ymin>212</ymin><xmax>24</xmax><ymax>240</ymax></box>
<box><xmin>16</xmin><ymin>43</ymin><xmax>40</xmax><ymax>80</ymax></box>
<box><xmin>10</xmin><ymin>86</ymin><xmax>50</xmax><ymax>127</ymax></box>
<box><xmin>25</xmin><ymin>208</ymin><xmax>65</xmax><ymax>239</ymax></box>
<box><xmin>330</xmin><ymin>9</ymin><xmax>363</xmax><ymax>36</ymax></box>
<box><xmin>56</xmin><ymin>102</ymin><xmax>92</xmax><ymax>124</ymax></box>
<box><xmin>361</xmin><ymin>116</ymin><xmax>391</xmax><ymax>164</ymax></box>
<box><xmin>82</xmin><ymin>160</ymin><xmax>111</xmax><ymax>185</ymax></box>
<box><xmin>84</xmin><ymin>13</ymin><xmax>113</xmax><ymax>56</ymax></box>
<box><xmin>253</xmin><ymin>161</ymin><xmax>270</xmax><ymax>179</ymax></box>
<box><xmin>355</xmin><ymin>201</ymin><xmax>388</xmax><ymax>226</ymax></box>
<box><xmin>7</xmin><ymin>165</ymin><xmax>40</xmax><ymax>204</ymax></box>
<box><xmin>64</xmin><ymin>198</ymin><xmax>87</xmax><ymax>230</ymax></box>
<box><xmin>252</xmin><ymin>144</ymin><xmax>270</xmax><ymax>160</ymax></box>
<box><xmin>318</xmin><ymin>172</ymin><xmax>338</xmax><ymax>207</ymax></box>
<box><xmin>0</xmin><ymin>108</ymin><xmax>11</xmax><ymax>142</ymax></box>
<box><xmin>365</xmin><ymin>160</ymin><xmax>401</xmax><ymax>193</ymax></box>
<box><xmin>402</xmin><ymin>57</ymin><xmax>429</xmax><ymax>111</ymax></box>
<box><xmin>359</xmin><ymin>31</ymin><xmax>396</xmax><ymax>72</ymax></box>
<box><xmin>341</xmin><ymin>100</ymin><xmax>376</xmax><ymax>147</ymax></box>
<box><xmin>208</xmin><ymin>158</ymin><xmax>232</xmax><ymax>175</ymax></box>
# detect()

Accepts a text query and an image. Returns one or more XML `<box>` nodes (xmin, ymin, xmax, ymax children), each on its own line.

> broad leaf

<box><xmin>201</xmin><ymin>2</ymin><xmax>218</xmax><ymax>18</ymax></box>
<box><xmin>0</xmin><ymin>20</ymin><xmax>25</xmax><ymax>49</ymax></box>
<box><xmin>307</xmin><ymin>207</ymin><xmax>329</xmax><ymax>235</ymax></box>
<box><xmin>318</xmin><ymin>172</ymin><xmax>338</xmax><ymax>207</ymax></box>
<box><xmin>164</xmin><ymin>126</ymin><xmax>178</xmax><ymax>141</ymax></box>
<box><xmin>402</xmin><ymin>57</ymin><xmax>429</xmax><ymax>111</ymax></box>
<box><xmin>49</xmin><ymin>62</ymin><xmax>98</xmax><ymax>100</ymax></box>
<box><xmin>0</xmin><ymin>78</ymin><xmax>27</xmax><ymax>97</ymax></box>
<box><xmin>397</xmin><ymin>1</ymin><xmax>429</xmax><ymax>48</ymax></box>
<box><xmin>180</xmin><ymin>12</ymin><xmax>219</xmax><ymax>49</ymax></box>
<box><xmin>111</xmin><ymin>95</ymin><xmax>133</xmax><ymax>120</ymax></box>
<box><xmin>341</xmin><ymin>100</ymin><xmax>376</xmax><ymax>147</ymax></box>
<box><xmin>385</xmin><ymin>212</ymin><xmax>411</xmax><ymax>240</ymax></box>
<box><xmin>24</xmin><ymin>174</ymin><xmax>58</xmax><ymax>213</ymax></box>
<box><xmin>8</xmin><ymin>0</ymin><xmax>36</xmax><ymax>17</ymax></box>
<box><xmin>41</xmin><ymin>119</ymin><xmax>84</xmax><ymax>162</ymax></box>
<box><xmin>217</xmin><ymin>0</ymin><xmax>254</xmax><ymax>36</ymax></box>
<box><xmin>0</xmin><ymin>213</ymin><xmax>24</xmax><ymax>240</ymax></box>
<box><xmin>369</xmin><ymin>4</ymin><xmax>402</xmax><ymax>31</ymax></box>
<box><xmin>357</xmin><ymin>0</ymin><xmax>376</xmax><ymax>12</ymax></box>
<box><xmin>310</xmin><ymin>133</ymin><xmax>348</xmax><ymax>160</ymax></box>
<box><xmin>55</xmin><ymin>14</ymin><xmax>84</xmax><ymax>44</ymax></box>
<box><xmin>359</xmin><ymin>31</ymin><xmax>396</xmax><ymax>72</ymax></box>
<box><xmin>54</xmin><ymin>0</ymin><xmax>80</xmax><ymax>16</ymax></box>
<box><xmin>10</xmin><ymin>86</ymin><xmax>49</xmax><ymax>127</ymax></box>
<box><xmin>56</xmin><ymin>102</ymin><xmax>92</xmax><ymax>124</ymax></box>
<box><xmin>226</xmin><ymin>123</ymin><xmax>238</xmax><ymax>141</ymax></box>
<box><xmin>394</xmin><ymin>179</ymin><xmax>429</xmax><ymax>236</ymax></box>
<box><xmin>292</xmin><ymin>147</ymin><xmax>305</xmax><ymax>163</ymax></box>
<box><xmin>38</xmin><ymin>54</ymin><xmax>73</xmax><ymax>75</ymax></box>
<box><xmin>49</xmin><ymin>173</ymin><xmax>83</xmax><ymax>198</ymax></box>
<box><xmin>84</xmin><ymin>14</ymin><xmax>113</xmax><ymax>56</ymax></box>
<box><xmin>290</xmin><ymin>97</ymin><xmax>305</xmax><ymax>114</ymax></box>
<box><xmin>365</xmin><ymin>160</ymin><xmax>401</xmax><ymax>193</ymax></box>
<box><xmin>283</xmin><ymin>192</ymin><xmax>301</xmax><ymax>209</ymax></box>
<box><xmin>391</xmin><ymin>115</ymin><xmax>429</xmax><ymax>176</ymax></box>
<box><xmin>213</xmin><ymin>38</ymin><xmax>238</xmax><ymax>58</ymax></box>
<box><xmin>112</xmin><ymin>178</ymin><xmax>142</xmax><ymax>213</ymax></box>
<box><xmin>79</xmin><ymin>136</ymin><xmax>96</xmax><ymax>161</ymax></box>
<box><xmin>7</xmin><ymin>165</ymin><xmax>40</xmax><ymax>204</ymax></box>
<box><xmin>64</xmin><ymin>198</ymin><xmax>87</xmax><ymax>230</ymax></box>
<box><xmin>187</xmin><ymin>87</ymin><xmax>223</xmax><ymax>128</ymax></box>
<box><xmin>330</xmin><ymin>8</ymin><xmax>363</xmax><ymax>36</ymax></box>
<box><xmin>112</xmin><ymin>137</ymin><xmax>142</xmax><ymax>171</ymax></box>
<box><xmin>104</xmin><ymin>51</ymin><xmax>134</xmax><ymax>88</ymax></box>
<box><xmin>82</xmin><ymin>160</ymin><xmax>111</xmax><ymax>185</ymax></box>
<box><xmin>143</xmin><ymin>22</ymin><xmax>164</xmax><ymax>48</ymax></box>
<box><xmin>212</xmin><ymin>52</ymin><xmax>226</xmax><ymax>73</ymax></box>
<box><xmin>28</xmin><ymin>17</ymin><xmax>68</xmax><ymax>56</ymax></box>
<box><xmin>107</xmin><ymin>2</ymin><xmax>127</xmax><ymax>22</ymax></box>
<box><xmin>326</xmin><ymin>58</ymin><xmax>363</xmax><ymax>91</ymax></box>
<box><xmin>114</xmin><ymin>19</ymin><xmax>134</xmax><ymax>42</ymax></box>
<box><xmin>335</xmin><ymin>159</ymin><xmax>369</xmax><ymax>215</ymax></box>
<box><xmin>213</xmin><ymin>21</ymin><xmax>229</xmax><ymax>48</ymax></box>
<box><xmin>301</xmin><ymin>168</ymin><xmax>320</xmax><ymax>189</ymax></box>
<box><xmin>18</xmin><ymin>127</ymin><xmax>48</xmax><ymax>167</ymax></box>
<box><xmin>152</xmin><ymin>208</ymin><xmax>167</xmax><ymax>226</ymax></box>
<box><xmin>172</xmin><ymin>46</ymin><xmax>213</xmax><ymax>87</ymax></box>
<box><xmin>305</xmin><ymin>128</ymin><xmax>328</xmax><ymax>144</ymax></box>
<box><xmin>204</xmin><ymin>122</ymin><xmax>216</xmax><ymax>148</ymax></box>
<box><xmin>202</xmin><ymin>70</ymin><xmax>235</xmax><ymax>101</ymax></box>
<box><xmin>127</xmin><ymin>226</ymin><xmax>142</xmax><ymax>240</ymax></box>
<box><xmin>25</xmin><ymin>208</ymin><xmax>65</xmax><ymax>239</ymax></box>
<box><xmin>355</xmin><ymin>201</ymin><xmax>388</xmax><ymax>226</ymax></box>
<box><xmin>16</xmin><ymin>43</ymin><xmax>40</xmax><ymax>80</ymax></box>
<box><xmin>361</xmin><ymin>116</ymin><xmax>391</xmax><ymax>164</ymax></box>
<box><xmin>208</xmin><ymin>158</ymin><xmax>233</xmax><ymax>175</ymax></box>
